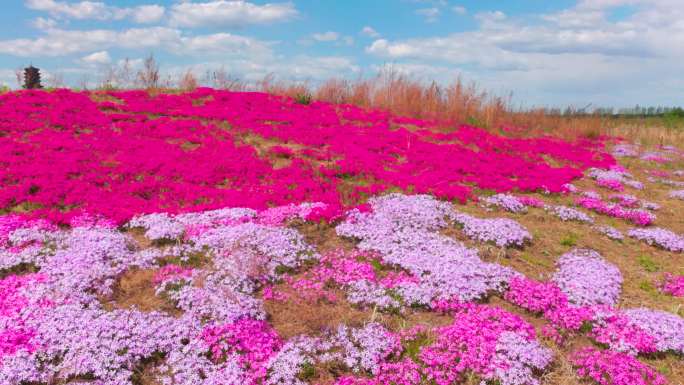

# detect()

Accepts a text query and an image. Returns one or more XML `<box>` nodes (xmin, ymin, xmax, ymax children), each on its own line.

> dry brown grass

<box><xmin>104</xmin><ymin>268</ymin><xmax>180</xmax><ymax>315</ymax></box>
<box><xmin>261</xmin><ymin>70</ymin><xmax>608</xmax><ymax>140</ymax></box>
<box><xmin>608</xmin><ymin>123</ymin><xmax>684</xmax><ymax>148</ymax></box>
<box><xmin>263</xmin><ymin>286</ymin><xmax>370</xmax><ymax>339</ymax></box>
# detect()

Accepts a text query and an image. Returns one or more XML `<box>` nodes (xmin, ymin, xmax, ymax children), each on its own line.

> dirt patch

<box><xmin>104</xmin><ymin>268</ymin><xmax>180</xmax><ymax>315</ymax></box>
<box><xmin>292</xmin><ymin>220</ymin><xmax>357</xmax><ymax>253</ymax></box>
<box><xmin>127</xmin><ymin>227</ymin><xmax>153</xmax><ymax>249</ymax></box>
<box><xmin>265</xmin><ymin>290</ymin><xmax>369</xmax><ymax>339</ymax></box>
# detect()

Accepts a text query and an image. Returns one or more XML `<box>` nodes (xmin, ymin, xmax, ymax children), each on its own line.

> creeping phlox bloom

<box><xmin>658</xmin><ymin>273</ymin><xmax>684</xmax><ymax>297</ymax></box>
<box><xmin>0</xmin><ymin>89</ymin><xmax>614</xmax><ymax>224</ymax></box>
<box><xmin>264</xmin><ymin>249</ymin><xmax>412</xmax><ymax>311</ymax></box>
<box><xmin>628</xmin><ymin>227</ymin><xmax>684</xmax><ymax>252</ymax></box>
<box><xmin>588</xmin><ymin>167</ymin><xmax>646</xmax><ymax>192</ymax></box>
<box><xmin>451</xmin><ymin>212</ymin><xmax>532</xmax><ymax>248</ymax></box>
<box><xmin>517</xmin><ymin>196</ymin><xmax>545</xmax><ymax>208</ymax></box>
<box><xmin>668</xmin><ymin>189</ymin><xmax>684</xmax><ymax>200</ymax></box>
<box><xmin>576</xmin><ymin>197</ymin><xmax>655</xmax><ymax>226</ymax></box>
<box><xmin>552</xmin><ymin>249</ymin><xmax>623</xmax><ymax>307</ymax></box>
<box><xmin>593</xmin><ymin>225</ymin><xmax>624</xmax><ymax>241</ymax></box>
<box><xmin>0</xmin><ymin>205</ymin><xmax>320</xmax><ymax>384</ymax></box>
<box><xmin>612</xmin><ymin>143</ymin><xmax>640</xmax><ymax>158</ymax></box>
<box><xmin>2</xmin><ymin>197</ymin><xmax>682</xmax><ymax>384</ymax></box>
<box><xmin>481</xmin><ymin>193</ymin><xmax>527</xmax><ymax>213</ymax></box>
<box><xmin>545</xmin><ymin>205</ymin><xmax>594</xmax><ymax>223</ymax></box>
<box><xmin>336</xmin><ymin>194</ymin><xmax>521</xmax><ymax>304</ymax></box>
<box><xmin>571</xmin><ymin>347</ymin><xmax>667</xmax><ymax>385</ymax></box>
<box><xmin>641</xmin><ymin>152</ymin><xmax>671</xmax><ymax>163</ymax></box>
<box><xmin>504</xmin><ymin>246</ymin><xmax>684</xmax><ymax>371</ymax></box>
<box><xmin>623</xmin><ymin>308</ymin><xmax>684</xmax><ymax>354</ymax></box>
<box><xmin>425</xmin><ymin>301</ymin><xmax>553</xmax><ymax>385</ymax></box>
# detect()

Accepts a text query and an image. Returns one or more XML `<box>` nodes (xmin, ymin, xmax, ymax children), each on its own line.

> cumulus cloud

<box><xmin>452</xmin><ymin>5</ymin><xmax>467</xmax><ymax>15</ymax></box>
<box><xmin>31</xmin><ymin>16</ymin><xmax>58</xmax><ymax>30</ymax></box>
<box><xmin>312</xmin><ymin>31</ymin><xmax>339</xmax><ymax>42</ymax></box>
<box><xmin>361</xmin><ymin>26</ymin><xmax>380</xmax><ymax>38</ymax></box>
<box><xmin>24</xmin><ymin>0</ymin><xmax>165</xmax><ymax>23</ymax></box>
<box><xmin>276</xmin><ymin>56</ymin><xmax>360</xmax><ymax>80</ymax></box>
<box><xmin>131</xmin><ymin>5</ymin><xmax>166</xmax><ymax>23</ymax></box>
<box><xmin>307</xmin><ymin>31</ymin><xmax>353</xmax><ymax>46</ymax></box>
<box><xmin>415</xmin><ymin>7</ymin><xmax>440</xmax><ymax>22</ymax></box>
<box><xmin>0</xmin><ymin>69</ymin><xmax>17</xmax><ymax>87</ymax></box>
<box><xmin>169</xmin><ymin>1</ymin><xmax>298</xmax><ymax>28</ymax></box>
<box><xmin>365</xmin><ymin>1</ymin><xmax>684</xmax><ymax>106</ymax></box>
<box><xmin>0</xmin><ymin>26</ymin><xmax>273</xmax><ymax>59</ymax></box>
<box><xmin>341</xmin><ymin>36</ymin><xmax>354</xmax><ymax>46</ymax></box>
<box><xmin>80</xmin><ymin>50</ymin><xmax>111</xmax><ymax>65</ymax></box>
<box><xmin>161</xmin><ymin>54</ymin><xmax>359</xmax><ymax>84</ymax></box>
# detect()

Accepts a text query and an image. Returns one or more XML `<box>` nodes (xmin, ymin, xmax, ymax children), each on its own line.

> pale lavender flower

<box><xmin>668</xmin><ymin>189</ymin><xmax>684</xmax><ymax>200</ymax></box>
<box><xmin>129</xmin><ymin>212</ymin><xmax>185</xmax><ymax>240</ymax></box>
<box><xmin>582</xmin><ymin>190</ymin><xmax>602</xmax><ymax>200</ymax></box>
<box><xmin>452</xmin><ymin>213</ymin><xmax>531</xmax><ymax>248</ymax></box>
<box><xmin>552</xmin><ymin>249</ymin><xmax>622</xmax><ymax>307</ymax></box>
<box><xmin>628</xmin><ymin>227</ymin><xmax>684</xmax><ymax>252</ymax></box>
<box><xmin>346</xmin><ymin>280</ymin><xmax>401</xmax><ymax>310</ymax></box>
<box><xmin>624</xmin><ymin>180</ymin><xmax>644</xmax><ymax>190</ymax></box>
<box><xmin>642</xmin><ymin>201</ymin><xmax>660</xmax><ymax>211</ymax></box>
<box><xmin>546</xmin><ymin>205</ymin><xmax>594</xmax><ymax>223</ymax></box>
<box><xmin>336</xmin><ymin>194</ymin><xmax>519</xmax><ymax>304</ymax></box>
<box><xmin>482</xmin><ymin>194</ymin><xmax>527</xmax><ymax>213</ymax></box>
<box><xmin>491</xmin><ymin>331</ymin><xmax>554</xmax><ymax>385</ymax></box>
<box><xmin>612</xmin><ymin>144</ymin><xmax>639</xmax><ymax>157</ymax></box>
<box><xmin>624</xmin><ymin>308</ymin><xmax>684</xmax><ymax>354</ymax></box>
<box><xmin>594</xmin><ymin>225</ymin><xmax>624</xmax><ymax>241</ymax></box>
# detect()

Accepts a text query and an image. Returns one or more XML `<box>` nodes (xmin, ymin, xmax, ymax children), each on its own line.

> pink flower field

<box><xmin>1</xmin><ymin>89</ymin><xmax>683</xmax><ymax>385</ymax></box>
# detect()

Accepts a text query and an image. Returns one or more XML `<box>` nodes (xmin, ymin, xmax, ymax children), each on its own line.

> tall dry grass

<box><xmin>260</xmin><ymin>68</ymin><xmax>606</xmax><ymax>140</ymax></box>
<box><xmin>607</xmin><ymin>121</ymin><xmax>684</xmax><ymax>147</ymax></box>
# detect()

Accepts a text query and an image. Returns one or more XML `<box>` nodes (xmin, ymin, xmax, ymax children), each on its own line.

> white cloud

<box><xmin>416</xmin><ymin>7</ymin><xmax>440</xmax><ymax>23</ymax></box>
<box><xmin>452</xmin><ymin>6</ymin><xmax>467</xmax><ymax>15</ymax></box>
<box><xmin>409</xmin><ymin>0</ymin><xmax>447</xmax><ymax>6</ymax></box>
<box><xmin>474</xmin><ymin>10</ymin><xmax>506</xmax><ymax>26</ymax></box>
<box><xmin>308</xmin><ymin>31</ymin><xmax>353</xmax><ymax>46</ymax></box>
<box><xmin>117</xmin><ymin>57</ymin><xmax>144</xmax><ymax>69</ymax></box>
<box><xmin>25</xmin><ymin>0</ymin><xmax>120</xmax><ymax>20</ymax></box>
<box><xmin>131</xmin><ymin>5</ymin><xmax>166</xmax><ymax>24</ymax></box>
<box><xmin>312</xmin><ymin>31</ymin><xmax>339</xmax><ymax>42</ymax></box>
<box><xmin>0</xmin><ymin>69</ymin><xmax>17</xmax><ymax>88</ymax></box>
<box><xmin>163</xmin><ymin>55</ymin><xmax>359</xmax><ymax>84</ymax></box>
<box><xmin>0</xmin><ymin>27</ymin><xmax>275</xmax><ymax>59</ymax></box>
<box><xmin>276</xmin><ymin>56</ymin><xmax>360</xmax><ymax>80</ymax></box>
<box><xmin>31</xmin><ymin>16</ymin><xmax>58</xmax><ymax>30</ymax></box>
<box><xmin>361</xmin><ymin>26</ymin><xmax>380</xmax><ymax>38</ymax></box>
<box><xmin>176</xmin><ymin>33</ymin><xmax>274</xmax><ymax>58</ymax></box>
<box><xmin>169</xmin><ymin>1</ymin><xmax>298</xmax><ymax>28</ymax></box>
<box><xmin>366</xmin><ymin>1</ymin><xmax>684</xmax><ymax>106</ymax></box>
<box><xmin>80</xmin><ymin>50</ymin><xmax>111</xmax><ymax>65</ymax></box>
<box><xmin>24</xmin><ymin>0</ymin><xmax>165</xmax><ymax>23</ymax></box>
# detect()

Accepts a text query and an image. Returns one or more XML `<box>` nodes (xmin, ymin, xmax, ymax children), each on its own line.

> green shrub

<box><xmin>466</xmin><ymin>116</ymin><xmax>487</xmax><ymax>129</ymax></box>
<box><xmin>295</xmin><ymin>93</ymin><xmax>312</xmax><ymax>105</ymax></box>
<box><xmin>663</xmin><ymin>107</ymin><xmax>684</xmax><ymax>128</ymax></box>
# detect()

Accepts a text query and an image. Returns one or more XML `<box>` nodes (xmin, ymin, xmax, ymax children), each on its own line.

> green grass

<box><xmin>560</xmin><ymin>233</ymin><xmax>578</xmax><ymax>247</ymax></box>
<box><xmin>639</xmin><ymin>280</ymin><xmax>657</xmax><ymax>295</ymax></box>
<box><xmin>638</xmin><ymin>255</ymin><xmax>660</xmax><ymax>272</ymax></box>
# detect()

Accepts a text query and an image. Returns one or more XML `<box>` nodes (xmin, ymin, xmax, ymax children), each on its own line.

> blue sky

<box><xmin>0</xmin><ymin>0</ymin><xmax>682</xmax><ymax>108</ymax></box>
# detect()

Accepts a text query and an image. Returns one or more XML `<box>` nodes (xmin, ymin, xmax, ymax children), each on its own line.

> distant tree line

<box><xmin>543</xmin><ymin>105</ymin><xmax>684</xmax><ymax>118</ymax></box>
